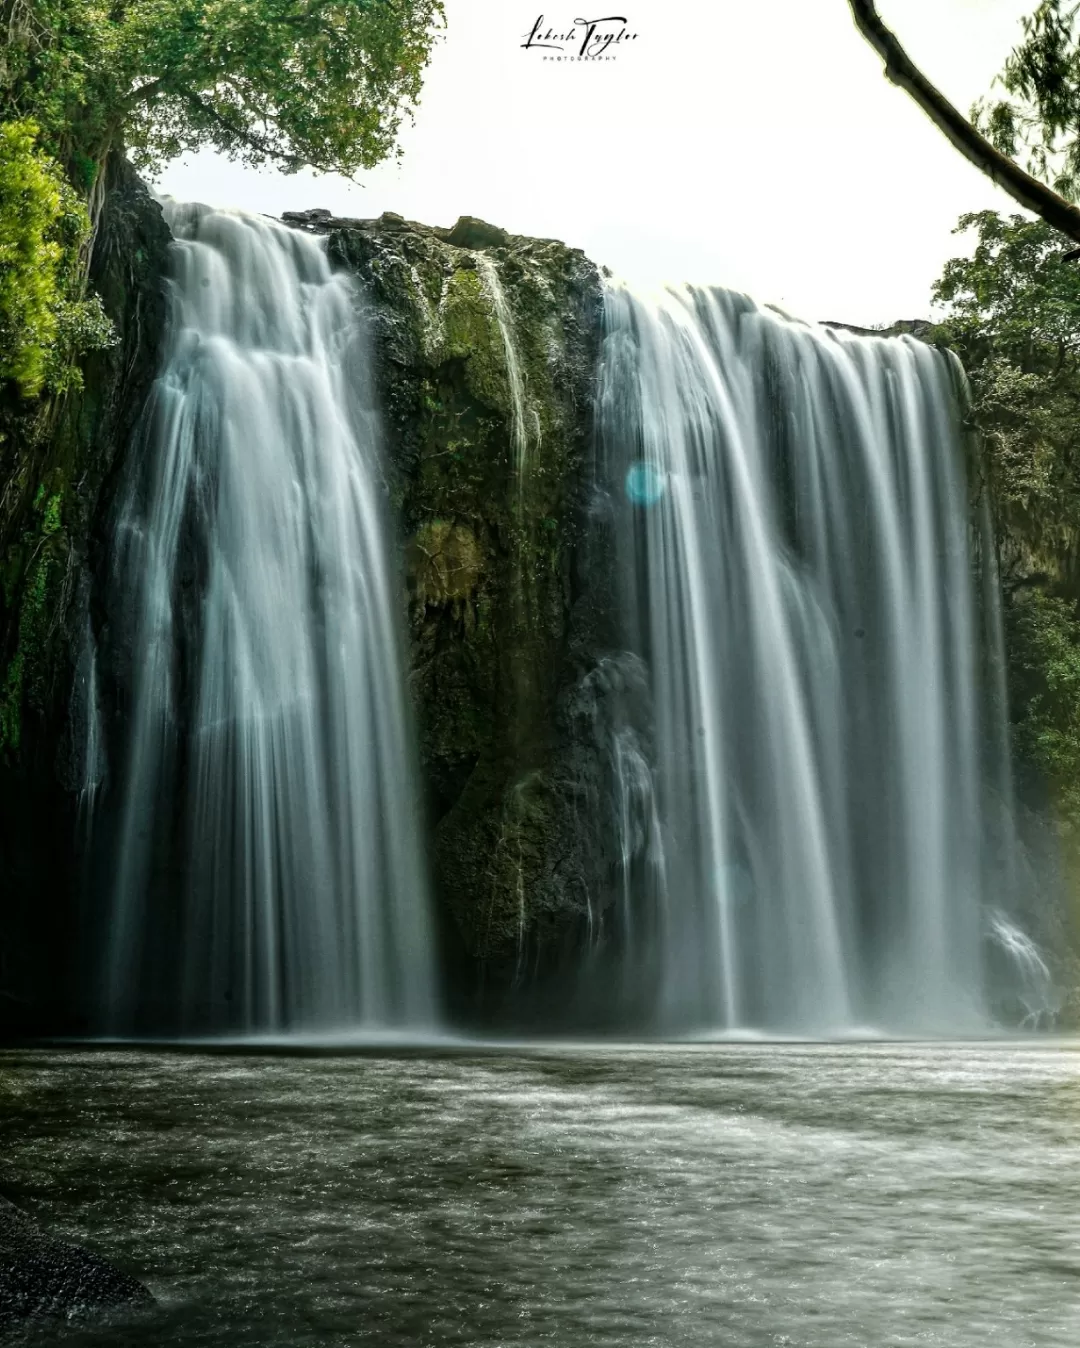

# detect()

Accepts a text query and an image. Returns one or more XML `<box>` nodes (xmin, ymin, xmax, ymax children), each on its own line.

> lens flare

<box><xmin>625</xmin><ymin>461</ymin><xmax>666</xmax><ymax>506</ymax></box>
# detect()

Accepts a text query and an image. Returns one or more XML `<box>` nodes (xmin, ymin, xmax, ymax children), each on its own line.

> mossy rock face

<box><xmin>321</xmin><ymin>211</ymin><xmax>610</xmax><ymax>1014</ymax></box>
<box><xmin>0</xmin><ymin>156</ymin><xmax>171</xmax><ymax>1033</ymax></box>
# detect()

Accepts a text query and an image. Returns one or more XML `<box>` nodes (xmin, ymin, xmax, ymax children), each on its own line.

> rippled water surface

<box><xmin>2</xmin><ymin>1043</ymin><xmax>1078</xmax><ymax>1346</ymax></box>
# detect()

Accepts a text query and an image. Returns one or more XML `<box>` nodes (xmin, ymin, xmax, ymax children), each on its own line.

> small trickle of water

<box><xmin>75</xmin><ymin>614</ymin><xmax>105</xmax><ymax>822</ymax></box>
<box><xmin>987</xmin><ymin>911</ymin><xmax>1061</xmax><ymax>1028</ymax></box>
<box><xmin>98</xmin><ymin>203</ymin><xmax>437</xmax><ymax>1036</ymax></box>
<box><xmin>408</xmin><ymin>263</ymin><xmax>443</xmax><ymax>357</ymax></box>
<box><xmin>610</xmin><ymin>726</ymin><xmax>666</xmax><ymax>943</ymax></box>
<box><xmin>476</xmin><ymin>255</ymin><xmax>532</xmax><ymax>483</ymax></box>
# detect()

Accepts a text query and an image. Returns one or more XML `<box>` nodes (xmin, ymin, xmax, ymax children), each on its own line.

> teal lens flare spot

<box><xmin>625</xmin><ymin>462</ymin><xmax>666</xmax><ymax>506</ymax></box>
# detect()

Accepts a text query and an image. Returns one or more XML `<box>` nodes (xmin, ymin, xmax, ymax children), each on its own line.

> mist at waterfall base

<box><xmin>85</xmin><ymin>204</ymin><xmax>437</xmax><ymax>1037</ymax></box>
<box><xmin>79</xmin><ymin>203</ymin><xmax>1045</xmax><ymax>1040</ymax></box>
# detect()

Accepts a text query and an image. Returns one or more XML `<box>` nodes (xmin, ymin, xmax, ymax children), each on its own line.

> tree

<box><xmin>0</xmin><ymin>0</ymin><xmax>445</xmax><ymax>183</ymax></box>
<box><xmin>848</xmin><ymin>0</ymin><xmax>1080</xmax><ymax>245</ymax></box>
<box><xmin>934</xmin><ymin>211</ymin><xmax>1080</xmax><ymax>361</ymax></box>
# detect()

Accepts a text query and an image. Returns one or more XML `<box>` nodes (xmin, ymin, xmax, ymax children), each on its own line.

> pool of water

<box><xmin>2</xmin><ymin>1042</ymin><xmax>1078</xmax><ymax>1346</ymax></box>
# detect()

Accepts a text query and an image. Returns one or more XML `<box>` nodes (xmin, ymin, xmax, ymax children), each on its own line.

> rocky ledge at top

<box><xmin>820</xmin><ymin>317</ymin><xmax>935</xmax><ymax>340</ymax></box>
<box><xmin>282</xmin><ymin>207</ymin><xmax>535</xmax><ymax>254</ymax></box>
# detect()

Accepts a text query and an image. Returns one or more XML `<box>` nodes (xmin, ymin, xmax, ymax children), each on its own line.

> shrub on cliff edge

<box><xmin>0</xmin><ymin>120</ymin><xmax>114</xmax><ymax>399</ymax></box>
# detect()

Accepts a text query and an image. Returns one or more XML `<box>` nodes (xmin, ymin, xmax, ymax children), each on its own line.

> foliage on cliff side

<box><xmin>0</xmin><ymin>120</ymin><xmax>114</xmax><ymax>398</ymax></box>
<box><xmin>931</xmin><ymin>209</ymin><xmax>1080</xmax><ymax>829</ymax></box>
<box><xmin>0</xmin><ymin>0</ymin><xmax>444</xmax><ymax>179</ymax></box>
<box><xmin>1007</xmin><ymin>592</ymin><xmax>1080</xmax><ymax>820</ymax></box>
<box><xmin>932</xmin><ymin>211</ymin><xmax>1080</xmax><ymax>550</ymax></box>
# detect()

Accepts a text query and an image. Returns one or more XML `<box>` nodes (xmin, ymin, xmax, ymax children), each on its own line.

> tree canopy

<box><xmin>0</xmin><ymin>0</ymin><xmax>444</xmax><ymax>398</ymax></box>
<box><xmin>934</xmin><ymin>210</ymin><xmax>1080</xmax><ymax>359</ymax></box>
<box><xmin>932</xmin><ymin>212</ymin><xmax>1080</xmax><ymax>544</ymax></box>
<box><xmin>933</xmin><ymin>210</ymin><xmax>1080</xmax><ymax>559</ymax></box>
<box><xmin>1</xmin><ymin>0</ymin><xmax>446</xmax><ymax>179</ymax></box>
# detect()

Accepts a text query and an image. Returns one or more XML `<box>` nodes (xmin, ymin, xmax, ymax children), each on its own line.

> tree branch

<box><xmin>181</xmin><ymin>90</ymin><xmax>312</xmax><ymax>172</ymax></box>
<box><xmin>123</xmin><ymin>77</ymin><xmax>169</xmax><ymax>111</ymax></box>
<box><xmin>848</xmin><ymin>0</ymin><xmax>1080</xmax><ymax>245</ymax></box>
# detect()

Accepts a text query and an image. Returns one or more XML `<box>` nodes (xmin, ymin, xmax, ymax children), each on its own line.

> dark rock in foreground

<box><xmin>0</xmin><ymin>1197</ymin><xmax>152</xmax><ymax>1337</ymax></box>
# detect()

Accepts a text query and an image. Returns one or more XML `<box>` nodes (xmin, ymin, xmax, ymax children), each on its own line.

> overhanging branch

<box><xmin>848</xmin><ymin>0</ymin><xmax>1080</xmax><ymax>245</ymax></box>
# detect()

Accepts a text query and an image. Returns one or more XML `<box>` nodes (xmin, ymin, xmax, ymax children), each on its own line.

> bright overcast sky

<box><xmin>156</xmin><ymin>0</ymin><xmax>1033</xmax><ymax>327</ymax></box>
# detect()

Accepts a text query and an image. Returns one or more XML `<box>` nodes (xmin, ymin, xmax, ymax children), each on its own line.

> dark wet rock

<box><xmin>820</xmin><ymin>317</ymin><xmax>934</xmax><ymax>340</ymax></box>
<box><xmin>442</xmin><ymin>216</ymin><xmax>511</xmax><ymax>250</ymax></box>
<box><xmin>280</xmin><ymin>206</ymin><xmax>332</xmax><ymax>228</ymax></box>
<box><xmin>0</xmin><ymin>1197</ymin><xmax>152</xmax><ymax>1335</ymax></box>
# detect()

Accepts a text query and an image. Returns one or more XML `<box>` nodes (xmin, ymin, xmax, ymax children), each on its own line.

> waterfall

<box><xmin>597</xmin><ymin>283</ymin><xmax>1008</xmax><ymax>1035</ymax></box>
<box><xmin>100</xmin><ymin>202</ymin><xmax>437</xmax><ymax>1036</ymax></box>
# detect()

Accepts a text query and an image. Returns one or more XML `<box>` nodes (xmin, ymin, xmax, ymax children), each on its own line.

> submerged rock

<box><xmin>0</xmin><ymin>1197</ymin><xmax>152</xmax><ymax>1335</ymax></box>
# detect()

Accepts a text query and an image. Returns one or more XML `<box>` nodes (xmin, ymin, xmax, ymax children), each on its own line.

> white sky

<box><xmin>155</xmin><ymin>0</ymin><xmax>1034</xmax><ymax>327</ymax></box>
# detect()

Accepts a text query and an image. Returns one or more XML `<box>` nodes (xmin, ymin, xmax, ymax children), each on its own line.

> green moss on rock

<box><xmin>408</xmin><ymin>520</ymin><xmax>483</xmax><ymax>607</ymax></box>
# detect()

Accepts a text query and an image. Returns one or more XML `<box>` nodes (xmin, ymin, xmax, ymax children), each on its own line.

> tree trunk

<box><xmin>848</xmin><ymin>0</ymin><xmax>1080</xmax><ymax>245</ymax></box>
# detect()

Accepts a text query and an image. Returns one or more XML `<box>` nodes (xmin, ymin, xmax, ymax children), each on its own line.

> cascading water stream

<box><xmin>475</xmin><ymin>255</ymin><xmax>531</xmax><ymax>483</ymax></box>
<box><xmin>99</xmin><ymin>202</ymin><xmax>437</xmax><ymax>1036</ymax></box>
<box><xmin>598</xmin><ymin>283</ymin><xmax>1011</xmax><ymax>1035</ymax></box>
<box><xmin>987</xmin><ymin>911</ymin><xmax>1060</xmax><ymax>1028</ymax></box>
<box><xmin>75</xmin><ymin>614</ymin><xmax>105</xmax><ymax>825</ymax></box>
